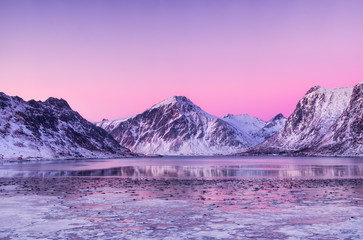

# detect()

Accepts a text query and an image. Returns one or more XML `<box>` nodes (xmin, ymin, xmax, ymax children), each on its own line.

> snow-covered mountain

<box><xmin>0</xmin><ymin>92</ymin><xmax>132</xmax><ymax>160</ymax></box>
<box><xmin>222</xmin><ymin>113</ymin><xmax>287</xmax><ymax>146</ymax></box>
<box><xmin>249</xmin><ymin>82</ymin><xmax>362</xmax><ymax>156</ymax></box>
<box><xmin>96</xmin><ymin>96</ymin><xmax>285</xmax><ymax>155</ymax></box>
<box><xmin>312</xmin><ymin>82</ymin><xmax>362</xmax><ymax>155</ymax></box>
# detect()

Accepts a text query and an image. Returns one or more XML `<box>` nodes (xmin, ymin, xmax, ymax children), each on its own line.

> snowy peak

<box><xmin>305</xmin><ymin>85</ymin><xmax>322</xmax><ymax>95</ymax></box>
<box><xmin>154</xmin><ymin>96</ymin><xmax>193</xmax><ymax>106</ymax></box>
<box><xmin>222</xmin><ymin>113</ymin><xmax>264</xmax><ymax>123</ymax></box>
<box><xmin>0</xmin><ymin>92</ymin><xmax>10</xmax><ymax>99</ymax></box>
<box><xmin>150</xmin><ymin>96</ymin><xmax>208</xmax><ymax>116</ymax></box>
<box><xmin>151</xmin><ymin>96</ymin><xmax>194</xmax><ymax>108</ymax></box>
<box><xmin>306</xmin><ymin>85</ymin><xmax>352</xmax><ymax>96</ymax></box>
<box><xmin>0</xmin><ymin>92</ymin><xmax>22</xmax><ymax>106</ymax></box>
<box><xmin>291</xmin><ymin>86</ymin><xmax>352</xmax><ymax>134</ymax></box>
<box><xmin>44</xmin><ymin>97</ymin><xmax>72</xmax><ymax>110</ymax></box>
<box><xmin>99</xmin><ymin>96</ymin><xmax>237</xmax><ymax>155</ymax></box>
<box><xmin>270</xmin><ymin>113</ymin><xmax>285</xmax><ymax>122</ymax></box>
<box><xmin>265</xmin><ymin>113</ymin><xmax>287</xmax><ymax>129</ymax></box>
<box><xmin>250</xmin><ymin>82</ymin><xmax>361</xmax><ymax>156</ymax></box>
<box><xmin>263</xmin><ymin>113</ymin><xmax>287</xmax><ymax>138</ymax></box>
<box><xmin>222</xmin><ymin>113</ymin><xmax>287</xmax><ymax>146</ymax></box>
<box><xmin>222</xmin><ymin>114</ymin><xmax>265</xmax><ymax>134</ymax></box>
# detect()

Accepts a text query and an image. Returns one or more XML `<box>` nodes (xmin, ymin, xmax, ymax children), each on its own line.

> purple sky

<box><xmin>1</xmin><ymin>0</ymin><xmax>362</xmax><ymax>121</ymax></box>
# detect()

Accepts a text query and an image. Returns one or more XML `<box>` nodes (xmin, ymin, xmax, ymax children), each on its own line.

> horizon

<box><xmin>1</xmin><ymin>0</ymin><xmax>362</xmax><ymax>121</ymax></box>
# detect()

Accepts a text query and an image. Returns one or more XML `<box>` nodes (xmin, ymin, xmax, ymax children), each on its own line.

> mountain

<box><xmin>312</xmin><ymin>82</ymin><xmax>362</xmax><ymax>155</ymax></box>
<box><xmin>222</xmin><ymin>113</ymin><xmax>287</xmax><ymax>146</ymax></box>
<box><xmin>0</xmin><ymin>92</ymin><xmax>132</xmax><ymax>160</ymax></box>
<box><xmin>96</xmin><ymin>96</ymin><xmax>285</xmax><ymax>155</ymax></box>
<box><xmin>249</xmin><ymin>82</ymin><xmax>362</xmax><ymax>156</ymax></box>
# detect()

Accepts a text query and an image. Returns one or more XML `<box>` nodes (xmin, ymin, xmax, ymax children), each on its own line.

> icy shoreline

<box><xmin>1</xmin><ymin>177</ymin><xmax>363</xmax><ymax>239</ymax></box>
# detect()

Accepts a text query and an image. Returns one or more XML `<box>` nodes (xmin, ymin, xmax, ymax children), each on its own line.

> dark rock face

<box><xmin>249</xmin><ymin>82</ymin><xmax>362</xmax><ymax>156</ymax></box>
<box><xmin>97</xmin><ymin>96</ymin><xmax>285</xmax><ymax>155</ymax></box>
<box><xmin>0</xmin><ymin>93</ymin><xmax>131</xmax><ymax>159</ymax></box>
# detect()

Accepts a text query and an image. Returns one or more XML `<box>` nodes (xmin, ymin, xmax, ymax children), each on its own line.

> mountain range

<box><xmin>96</xmin><ymin>96</ymin><xmax>286</xmax><ymax>155</ymax></box>
<box><xmin>0</xmin><ymin>82</ymin><xmax>361</xmax><ymax>159</ymax></box>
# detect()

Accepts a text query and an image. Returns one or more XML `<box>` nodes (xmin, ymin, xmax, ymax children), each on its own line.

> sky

<box><xmin>1</xmin><ymin>0</ymin><xmax>362</xmax><ymax>121</ymax></box>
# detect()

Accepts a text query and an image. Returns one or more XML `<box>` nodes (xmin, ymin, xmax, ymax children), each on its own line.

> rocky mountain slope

<box><xmin>312</xmin><ymin>82</ymin><xmax>362</xmax><ymax>155</ymax></box>
<box><xmin>97</xmin><ymin>96</ymin><xmax>285</xmax><ymax>155</ymax></box>
<box><xmin>249</xmin><ymin>82</ymin><xmax>362</xmax><ymax>156</ymax></box>
<box><xmin>0</xmin><ymin>92</ymin><xmax>131</xmax><ymax>159</ymax></box>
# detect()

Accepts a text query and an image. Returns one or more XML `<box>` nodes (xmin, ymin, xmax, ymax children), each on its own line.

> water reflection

<box><xmin>7</xmin><ymin>164</ymin><xmax>363</xmax><ymax>179</ymax></box>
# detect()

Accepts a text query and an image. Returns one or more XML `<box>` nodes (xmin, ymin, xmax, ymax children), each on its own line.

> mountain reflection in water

<box><xmin>12</xmin><ymin>164</ymin><xmax>363</xmax><ymax>179</ymax></box>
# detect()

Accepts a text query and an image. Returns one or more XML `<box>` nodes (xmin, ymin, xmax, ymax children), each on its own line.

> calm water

<box><xmin>1</xmin><ymin>156</ymin><xmax>362</xmax><ymax>179</ymax></box>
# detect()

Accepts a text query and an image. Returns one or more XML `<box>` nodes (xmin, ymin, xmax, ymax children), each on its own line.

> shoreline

<box><xmin>1</xmin><ymin>176</ymin><xmax>362</xmax><ymax>239</ymax></box>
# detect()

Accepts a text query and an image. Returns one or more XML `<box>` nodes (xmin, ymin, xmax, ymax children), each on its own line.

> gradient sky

<box><xmin>1</xmin><ymin>0</ymin><xmax>362</xmax><ymax>121</ymax></box>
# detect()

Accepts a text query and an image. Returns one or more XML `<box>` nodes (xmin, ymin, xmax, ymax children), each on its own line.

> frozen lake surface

<box><xmin>0</xmin><ymin>156</ymin><xmax>363</xmax><ymax>239</ymax></box>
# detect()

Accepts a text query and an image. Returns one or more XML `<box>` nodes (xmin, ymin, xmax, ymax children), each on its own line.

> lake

<box><xmin>1</xmin><ymin>156</ymin><xmax>363</xmax><ymax>239</ymax></box>
<box><xmin>1</xmin><ymin>156</ymin><xmax>363</xmax><ymax>179</ymax></box>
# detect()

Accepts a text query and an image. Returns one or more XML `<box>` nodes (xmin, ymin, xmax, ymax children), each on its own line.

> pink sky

<box><xmin>1</xmin><ymin>1</ymin><xmax>362</xmax><ymax>121</ymax></box>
